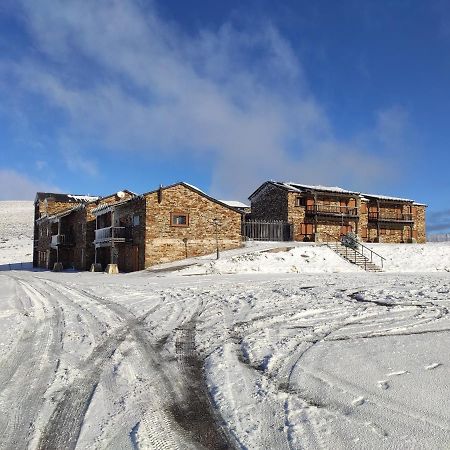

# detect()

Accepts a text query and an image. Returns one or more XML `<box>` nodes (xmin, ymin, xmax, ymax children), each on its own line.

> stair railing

<box><xmin>322</xmin><ymin>231</ymin><xmax>385</xmax><ymax>269</ymax></box>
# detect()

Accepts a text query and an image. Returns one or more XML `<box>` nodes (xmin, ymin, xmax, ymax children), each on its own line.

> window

<box><xmin>133</xmin><ymin>215</ymin><xmax>140</xmax><ymax>226</ymax></box>
<box><xmin>295</xmin><ymin>197</ymin><xmax>306</xmax><ymax>207</ymax></box>
<box><xmin>171</xmin><ymin>213</ymin><xmax>189</xmax><ymax>227</ymax></box>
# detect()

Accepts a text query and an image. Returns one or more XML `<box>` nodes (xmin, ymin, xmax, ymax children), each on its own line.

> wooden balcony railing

<box><xmin>368</xmin><ymin>212</ymin><xmax>413</xmax><ymax>222</ymax></box>
<box><xmin>305</xmin><ymin>205</ymin><xmax>358</xmax><ymax>216</ymax></box>
<box><xmin>94</xmin><ymin>226</ymin><xmax>129</xmax><ymax>244</ymax></box>
<box><xmin>51</xmin><ymin>234</ymin><xmax>73</xmax><ymax>247</ymax></box>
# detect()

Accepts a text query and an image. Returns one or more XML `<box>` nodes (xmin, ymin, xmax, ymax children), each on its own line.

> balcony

<box><xmin>50</xmin><ymin>234</ymin><xmax>73</xmax><ymax>248</ymax></box>
<box><xmin>368</xmin><ymin>212</ymin><xmax>413</xmax><ymax>223</ymax></box>
<box><xmin>94</xmin><ymin>226</ymin><xmax>130</xmax><ymax>246</ymax></box>
<box><xmin>305</xmin><ymin>204</ymin><xmax>358</xmax><ymax>218</ymax></box>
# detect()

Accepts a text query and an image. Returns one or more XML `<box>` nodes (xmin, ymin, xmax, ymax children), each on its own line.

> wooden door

<box><xmin>118</xmin><ymin>249</ymin><xmax>126</xmax><ymax>272</ymax></box>
<box><xmin>340</xmin><ymin>224</ymin><xmax>352</xmax><ymax>236</ymax></box>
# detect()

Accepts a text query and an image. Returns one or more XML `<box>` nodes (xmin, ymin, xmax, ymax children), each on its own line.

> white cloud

<box><xmin>375</xmin><ymin>105</ymin><xmax>409</xmax><ymax>149</ymax></box>
<box><xmin>0</xmin><ymin>169</ymin><xmax>60</xmax><ymax>200</ymax></box>
<box><xmin>5</xmin><ymin>0</ymin><xmax>408</xmax><ymax>199</ymax></box>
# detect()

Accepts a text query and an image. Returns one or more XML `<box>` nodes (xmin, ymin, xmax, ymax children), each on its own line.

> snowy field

<box><xmin>0</xmin><ymin>201</ymin><xmax>449</xmax><ymax>449</ymax></box>
<box><xmin>0</xmin><ymin>201</ymin><xmax>33</xmax><ymax>269</ymax></box>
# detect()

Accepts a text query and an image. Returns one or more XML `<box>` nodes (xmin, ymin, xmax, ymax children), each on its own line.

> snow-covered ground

<box><xmin>366</xmin><ymin>242</ymin><xmax>450</xmax><ymax>272</ymax></box>
<box><xmin>0</xmin><ymin>201</ymin><xmax>33</xmax><ymax>268</ymax></box>
<box><xmin>0</xmin><ymin>202</ymin><xmax>449</xmax><ymax>449</ymax></box>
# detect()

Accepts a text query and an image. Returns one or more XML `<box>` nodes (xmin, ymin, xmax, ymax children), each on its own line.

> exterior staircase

<box><xmin>325</xmin><ymin>241</ymin><xmax>384</xmax><ymax>273</ymax></box>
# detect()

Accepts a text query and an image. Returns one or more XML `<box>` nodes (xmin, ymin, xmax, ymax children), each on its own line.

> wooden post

<box><xmin>95</xmin><ymin>215</ymin><xmax>98</xmax><ymax>264</ymax></box>
<box><xmin>57</xmin><ymin>219</ymin><xmax>61</xmax><ymax>263</ymax></box>
<box><xmin>376</xmin><ymin>200</ymin><xmax>380</xmax><ymax>240</ymax></box>
<box><xmin>313</xmin><ymin>193</ymin><xmax>318</xmax><ymax>234</ymax></box>
<box><xmin>110</xmin><ymin>209</ymin><xmax>115</xmax><ymax>265</ymax></box>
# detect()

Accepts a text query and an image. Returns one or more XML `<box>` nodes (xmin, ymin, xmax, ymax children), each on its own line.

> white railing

<box><xmin>94</xmin><ymin>226</ymin><xmax>126</xmax><ymax>243</ymax></box>
<box><xmin>51</xmin><ymin>234</ymin><xmax>68</xmax><ymax>246</ymax></box>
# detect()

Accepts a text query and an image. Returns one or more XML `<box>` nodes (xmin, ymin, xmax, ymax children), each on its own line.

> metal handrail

<box><xmin>322</xmin><ymin>230</ymin><xmax>385</xmax><ymax>269</ymax></box>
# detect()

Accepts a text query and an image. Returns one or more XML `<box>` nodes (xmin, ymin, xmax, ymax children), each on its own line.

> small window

<box><xmin>171</xmin><ymin>213</ymin><xmax>189</xmax><ymax>227</ymax></box>
<box><xmin>133</xmin><ymin>215</ymin><xmax>140</xmax><ymax>226</ymax></box>
<box><xmin>295</xmin><ymin>197</ymin><xmax>306</xmax><ymax>207</ymax></box>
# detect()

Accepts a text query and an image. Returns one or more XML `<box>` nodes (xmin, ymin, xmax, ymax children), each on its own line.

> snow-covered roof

<box><xmin>219</xmin><ymin>200</ymin><xmax>250</xmax><ymax>209</ymax></box>
<box><xmin>36</xmin><ymin>204</ymin><xmax>84</xmax><ymax>224</ymax></box>
<box><xmin>183</xmin><ymin>183</ymin><xmax>206</xmax><ymax>195</ymax></box>
<box><xmin>250</xmin><ymin>181</ymin><xmax>360</xmax><ymax>197</ymax></box>
<box><xmin>140</xmin><ymin>182</ymin><xmax>243</xmax><ymax>213</ymax></box>
<box><xmin>92</xmin><ymin>198</ymin><xmax>135</xmax><ymax>215</ymax></box>
<box><xmin>67</xmin><ymin>194</ymin><xmax>99</xmax><ymax>202</ymax></box>
<box><xmin>35</xmin><ymin>192</ymin><xmax>99</xmax><ymax>204</ymax></box>
<box><xmin>285</xmin><ymin>182</ymin><xmax>360</xmax><ymax>195</ymax></box>
<box><xmin>362</xmin><ymin>193</ymin><xmax>414</xmax><ymax>203</ymax></box>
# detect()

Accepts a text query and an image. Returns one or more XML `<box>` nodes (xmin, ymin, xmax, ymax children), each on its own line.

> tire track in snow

<box><xmin>173</xmin><ymin>314</ymin><xmax>234</xmax><ymax>449</ymax></box>
<box><xmin>0</xmin><ymin>276</ymin><xmax>63</xmax><ymax>450</ymax></box>
<box><xmin>37</xmin><ymin>321</ymin><xmax>131</xmax><ymax>450</ymax></box>
<box><xmin>36</xmin><ymin>279</ymin><xmax>194</xmax><ymax>449</ymax></box>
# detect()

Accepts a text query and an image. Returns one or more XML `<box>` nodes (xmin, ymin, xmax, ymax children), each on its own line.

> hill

<box><xmin>0</xmin><ymin>201</ymin><xmax>34</xmax><ymax>266</ymax></box>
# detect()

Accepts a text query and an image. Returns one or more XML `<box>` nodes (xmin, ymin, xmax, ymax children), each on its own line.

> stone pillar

<box><xmin>53</xmin><ymin>262</ymin><xmax>63</xmax><ymax>272</ymax></box>
<box><xmin>105</xmin><ymin>264</ymin><xmax>119</xmax><ymax>274</ymax></box>
<box><xmin>90</xmin><ymin>263</ymin><xmax>103</xmax><ymax>272</ymax></box>
<box><xmin>355</xmin><ymin>196</ymin><xmax>360</xmax><ymax>236</ymax></box>
<box><xmin>376</xmin><ymin>200</ymin><xmax>380</xmax><ymax>241</ymax></box>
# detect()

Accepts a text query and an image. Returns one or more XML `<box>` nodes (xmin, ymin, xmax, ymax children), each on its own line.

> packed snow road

<box><xmin>0</xmin><ymin>270</ymin><xmax>449</xmax><ymax>449</ymax></box>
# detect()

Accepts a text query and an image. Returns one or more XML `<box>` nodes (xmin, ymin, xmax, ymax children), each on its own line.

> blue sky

<box><xmin>0</xmin><ymin>0</ymin><xmax>449</xmax><ymax>233</ymax></box>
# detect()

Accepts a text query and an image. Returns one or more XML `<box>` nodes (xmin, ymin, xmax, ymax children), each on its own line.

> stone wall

<box><xmin>286</xmin><ymin>193</ymin><xmax>358</xmax><ymax>242</ymax></box>
<box><xmin>250</xmin><ymin>183</ymin><xmax>289</xmax><ymax>221</ymax></box>
<box><xmin>33</xmin><ymin>198</ymin><xmax>76</xmax><ymax>267</ymax></box>
<box><xmin>35</xmin><ymin>220</ymin><xmax>53</xmax><ymax>269</ymax></box>
<box><xmin>362</xmin><ymin>200</ymin><xmax>426</xmax><ymax>243</ymax></box>
<box><xmin>287</xmin><ymin>192</ymin><xmax>305</xmax><ymax>241</ymax></box>
<box><xmin>113</xmin><ymin>197</ymin><xmax>146</xmax><ymax>272</ymax></box>
<box><xmin>359</xmin><ymin>200</ymin><xmax>369</xmax><ymax>240</ymax></box>
<box><xmin>413</xmin><ymin>205</ymin><xmax>426</xmax><ymax>243</ymax></box>
<box><xmin>144</xmin><ymin>185</ymin><xmax>242</xmax><ymax>267</ymax></box>
<box><xmin>87</xmin><ymin>191</ymin><xmax>137</xmax><ymax>270</ymax></box>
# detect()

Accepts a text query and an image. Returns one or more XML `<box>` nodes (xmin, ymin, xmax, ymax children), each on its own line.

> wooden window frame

<box><xmin>295</xmin><ymin>196</ymin><xmax>306</xmax><ymax>207</ymax></box>
<box><xmin>170</xmin><ymin>212</ymin><xmax>189</xmax><ymax>227</ymax></box>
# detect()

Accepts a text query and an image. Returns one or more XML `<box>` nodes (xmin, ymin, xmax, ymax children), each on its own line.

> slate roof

<box><xmin>35</xmin><ymin>192</ymin><xmax>99</xmax><ymax>204</ymax></box>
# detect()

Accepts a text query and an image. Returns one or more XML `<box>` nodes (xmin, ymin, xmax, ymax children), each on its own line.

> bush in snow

<box><xmin>341</xmin><ymin>232</ymin><xmax>359</xmax><ymax>250</ymax></box>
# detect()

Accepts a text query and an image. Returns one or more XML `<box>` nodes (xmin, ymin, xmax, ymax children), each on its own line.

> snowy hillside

<box><xmin>366</xmin><ymin>242</ymin><xmax>450</xmax><ymax>272</ymax></box>
<box><xmin>0</xmin><ymin>201</ymin><xmax>33</xmax><ymax>267</ymax></box>
<box><xmin>178</xmin><ymin>242</ymin><xmax>450</xmax><ymax>275</ymax></box>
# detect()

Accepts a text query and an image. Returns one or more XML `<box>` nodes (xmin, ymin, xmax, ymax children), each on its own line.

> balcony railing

<box><xmin>94</xmin><ymin>226</ymin><xmax>129</xmax><ymax>244</ymax></box>
<box><xmin>51</xmin><ymin>234</ymin><xmax>73</xmax><ymax>247</ymax></box>
<box><xmin>305</xmin><ymin>204</ymin><xmax>358</xmax><ymax>216</ymax></box>
<box><xmin>368</xmin><ymin>212</ymin><xmax>413</xmax><ymax>223</ymax></box>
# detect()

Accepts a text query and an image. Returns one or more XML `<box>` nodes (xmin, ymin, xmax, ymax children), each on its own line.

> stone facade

<box><xmin>360</xmin><ymin>197</ymin><xmax>426</xmax><ymax>244</ymax></box>
<box><xmin>90</xmin><ymin>183</ymin><xmax>243</xmax><ymax>272</ymax></box>
<box><xmin>250</xmin><ymin>183</ymin><xmax>289</xmax><ymax>221</ymax></box>
<box><xmin>143</xmin><ymin>184</ymin><xmax>243</xmax><ymax>267</ymax></box>
<box><xmin>33</xmin><ymin>191</ymin><xmax>135</xmax><ymax>270</ymax></box>
<box><xmin>249</xmin><ymin>182</ymin><xmax>427</xmax><ymax>244</ymax></box>
<box><xmin>94</xmin><ymin>197</ymin><xmax>146</xmax><ymax>272</ymax></box>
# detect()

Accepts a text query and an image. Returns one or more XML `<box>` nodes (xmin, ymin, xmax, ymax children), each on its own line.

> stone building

<box><xmin>92</xmin><ymin>182</ymin><xmax>244</xmax><ymax>272</ymax></box>
<box><xmin>33</xmin><ymin>191</ymin><xmax>135</xmax><ymax>270</ymax></box>
<box><xmin>249</xmin><ymin>181</ymin><xmax>426</xmax><ymax>244</ymax></box>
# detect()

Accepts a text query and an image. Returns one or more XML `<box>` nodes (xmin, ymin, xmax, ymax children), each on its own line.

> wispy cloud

<box><xmin>0</xmin><ymin>168</ymin><xmax>60</xmax><ymax>200</ymax></box>
<box><xmin>2</xmin><ymin>0</ymin><xmax>410</xmax><ymax>198</ymax></box>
